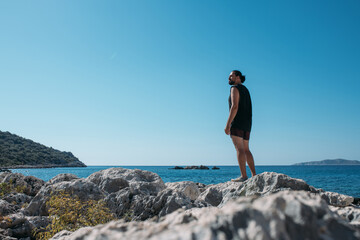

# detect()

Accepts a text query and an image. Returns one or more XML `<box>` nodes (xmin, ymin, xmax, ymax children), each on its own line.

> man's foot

<box><xmin>231</xmin><ymin>176</ymin><xmax>248</xmax><ymax>182</ymax></box>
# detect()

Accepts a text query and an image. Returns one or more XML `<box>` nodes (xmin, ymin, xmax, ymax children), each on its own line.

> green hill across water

<box><xmin>0</xmin><ymin>130</ymin><xmax>86</xmax><ymax>168</ymax></box>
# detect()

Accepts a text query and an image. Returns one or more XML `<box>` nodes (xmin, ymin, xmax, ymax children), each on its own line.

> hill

<box><xmin>293</xmin><ymin>158</ymin><xmax>360</xmax><ymax>166</ymax></box>
<box><xmin>0</xmin><ymin>130</ymin><xmax>86</xmax><ymax>168</ymax></box>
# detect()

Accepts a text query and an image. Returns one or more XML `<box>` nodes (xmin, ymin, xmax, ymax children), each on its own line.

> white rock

<box><xmin>87</xmin><ymin>167</ymin><xmax>165</xmax><ymax>195</ymax></box>
<box><xmin>52</xmin><ymin>191</ymin><xmax>360</xmax><ymax>240</ymax></box>
<box><xmin>320</xmin><ymin>191</ymin><xmax>354</xmax><ymax>207</ymax></box>
<box><xmin>48</xmin><ymin>174</ymin><xmax>79</xmax><ymax>185</ymax></box>
<box><xmin>25</xmin><ymin>179</ymin><xmax>105</xmax><ymax>216</ymax></box>
<box><xmin>165</xmin><ymin>181</ymin><xmax>201</xmax><ymax>201</ymax></box>
<box><xmin>0</xmin><ymin>173</ymin><xmax>45</xmax><ymax>197</ymax></box>
<box><xmin>0</xmin><ymin>200</ymin><xmax>16</xmax><ymax>216</ymax></box>
<box><xmin>330</xmin><ymin>205</ymin><xmax>360</xmax><ymax>229</ymax></box>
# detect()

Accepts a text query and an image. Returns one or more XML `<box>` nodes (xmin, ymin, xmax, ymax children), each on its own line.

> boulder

<box><xmin>165</xmin><ymin>181</ymin><xmax>201</xmax><ymax>201</ymax></box>
<box><xmin>47</xmin><ymin>174</ymin><xmax>79</xmax><ymax>185</ymax></box>
<box><xmin>197</xmin><ymin>172</ymin><xmax>312</xmax><ymax>207</ymax></box>
<box><xmin>210</xmin><ymin>172</ymin><xmax>312</xmax><ymax>206</ymax></box>
<box><xmin>104</xmin><ymin>188</ymin><xmax>132</xmax><ymax>217</ymax></box>
<box><xmin>320</xmin><ymin>191</ymin><xmax>354</xmax><ymax>207</ymax></box>
<box><xmin>0</xmin><ymin>173</ymin><xmax>45</xmax><ymax>197</ymax></box>
<box><xmin>0</xmin><ymin>213</ymin><xmax>26</xmax><ymax>229</ymax></box>
<box><xmin>198</xmin><ymin>172</ymin><xmax>356</xmax><ymax>209</ymax></box>
<box><xmin>23</xmin><ymin>176</ymin><xmax>46</xmax><ymax>196</ymax></box>
<box><xmin>0</xmin><ymin>200</ymin><xmax>16</xmax><ymax>216</ymax></box>
<box><xmin>152</xmin><ymin>188</ymin><xmax>204</xmax><ymax>218</ymax></box>
<box><xmin>0</xmin><ymin>213</ymin><xmax>28</xmax><ymax>239</ymax></box>
<box><xmin>52</xmin><ymin>191</ymin><xmax>360</xmax><ymax>240</ymax></box>
<box><xmin>8</xmin><ymin>220</ymin><xmax>32</xmax><ymax>239</ymax></box>
<box><xmin>197</xmin><ymin>186</ymin><xmax>223</xmax><ymax>206</ymax></box>
<box><xmin>197</xmin><ymin>181</ymin><xmax>239</xmax><ymax>206</ymax></box>
<box><xmin>86</xmin><ymin>168</ymin><xmax>165</xmax><ymax>195</ymax></box>
<box><xmin>86</xmin><ymin>167</ymin><xmax>195</xmax><ymax>220</ymax></box>
<box><xmin>234</xmin><ymin>171</ymin><xmax>311</xmax><ymax>196</ymax></box>
<box><xmin>24</xmin><ymin>168</ymin><xmax>205</xmax><ymax>222</ymax></box>
<box><xmin>0</xmin><ymin>212</ymin><xmax>50</xmax><ymax>239</ymax></box>
<box><xmin>2</xmin><ymin>193</ymin><xmax>33</xmax><ymax>208</ymax></box>
<box><xmin>25</xmin><ymin>179</ymin><xmax>105</xmax><ymax>216</ymax></box>
<box><xmin>97</xmin><ymin>170</ymin><xmax>207</xmax><ymax>220</ymax></box>
<box><xmin>127</xmin><ymin>188</ymin><xmax>207</xmax><ymax>221</ymax></box>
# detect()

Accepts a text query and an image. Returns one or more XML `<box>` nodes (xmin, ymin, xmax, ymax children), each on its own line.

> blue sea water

<box><xmin>10</xmin><ymin>165</ymin><xmax>360</xmax><ymax>198</ymax></box>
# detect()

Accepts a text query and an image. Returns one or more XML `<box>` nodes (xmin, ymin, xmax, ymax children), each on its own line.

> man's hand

<box><xmin>224</xmin><ymin>125</ymin><xmax>231</xmax><ymax>135</ymax></box>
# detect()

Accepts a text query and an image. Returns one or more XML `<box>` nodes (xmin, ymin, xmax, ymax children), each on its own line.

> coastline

<box><xmin>8</xmin><ymin>165</ymin><xmax>360</xmax><ymax>198</ymax></box>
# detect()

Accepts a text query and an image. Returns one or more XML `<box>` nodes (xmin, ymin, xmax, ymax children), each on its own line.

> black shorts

<box><xmin>230</xmin><ymin>128</ymin><xmax>250</xmax><ymax>140</ymax></box>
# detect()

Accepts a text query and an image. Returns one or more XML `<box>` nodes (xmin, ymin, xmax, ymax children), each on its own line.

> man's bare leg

<box><xmin>244</xmin><ymin>140</ymin><xmax>256</xmax><ymax>176</ymax></box>
<box><xmin>231</xmin><ymin>135</ymin><xmax>248</xmax><ymax>178</ymax></box>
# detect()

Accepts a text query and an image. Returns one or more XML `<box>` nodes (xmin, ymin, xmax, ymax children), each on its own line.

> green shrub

<box><xmin>34</xmin><ymin>191</ymin><xmax>115</xmax><ymax>240</ymax></box>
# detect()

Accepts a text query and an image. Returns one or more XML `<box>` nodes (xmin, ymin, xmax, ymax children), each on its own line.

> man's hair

<box><xmin>233</xmin><ymin>70</ymin><xmax>246</xmax><ymax>83</ymax></box>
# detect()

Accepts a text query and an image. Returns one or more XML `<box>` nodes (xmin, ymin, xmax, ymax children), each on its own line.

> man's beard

<box><xmin>228</xmin><ymin>80</ymin><xmax>235</xmax><ymax>85</ymax></box>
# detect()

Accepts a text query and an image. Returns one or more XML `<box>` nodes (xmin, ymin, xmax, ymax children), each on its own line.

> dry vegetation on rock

<box><xmin>34</xmin><ymin>191</ymin><xmax>115</xmax><ymax>240</ymax></box>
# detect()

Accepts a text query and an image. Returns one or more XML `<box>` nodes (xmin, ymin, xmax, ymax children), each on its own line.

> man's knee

<box><xmin>236</xmin><ymin>148</ymin><xmax>246</xmax><ymax>155</ymax></box>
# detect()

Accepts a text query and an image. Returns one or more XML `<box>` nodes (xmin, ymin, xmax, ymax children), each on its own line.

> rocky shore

<box><xmin>1</xmin><ymin>168</ymin><xmax>359</xmax><ymax>239</ymax></box>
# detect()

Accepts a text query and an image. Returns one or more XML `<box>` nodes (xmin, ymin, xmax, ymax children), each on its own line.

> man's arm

<box><xmin>225</xmin><ymin>87</ymin><xmax>239</xmax><ymax>135</ymax></box>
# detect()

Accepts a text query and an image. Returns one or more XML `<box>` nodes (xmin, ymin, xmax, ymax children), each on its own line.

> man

<box><xmin>225</xmin><ymin>70</ymin><xmax>256</xmax><ymax>182</ymax></box>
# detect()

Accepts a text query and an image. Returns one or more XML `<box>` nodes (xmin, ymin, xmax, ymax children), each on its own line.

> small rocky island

<box><xmin>0</xmin><ymin>168</ymin><xmax>359</xmax><ymax>239</ymax></box>
<box><xmin>0</xmin><ymin>130</ymin><xmax>86</xmax><ymax>169</ymax></box>
<box><xmin>293</xmin><ymin>158</ymin><xmax>360</xmax><ymax>166</ymax></box>
<box><xmin>171</xmin><ymin>165</ymin><xmax>220</xmax><ymax>170</ymax></box>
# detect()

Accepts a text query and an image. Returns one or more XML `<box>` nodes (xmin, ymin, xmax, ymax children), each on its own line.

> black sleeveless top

<box><xmin>228</xmin><ymin>84</ymin><xmax>252</xmax><ymax>132</ymax></box>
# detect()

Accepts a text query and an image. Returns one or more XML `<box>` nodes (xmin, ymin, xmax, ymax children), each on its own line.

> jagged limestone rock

<box><xmin>52</xmin><ymin>191</ymin><xmax>360</xmax><ymax>240</ymax></box>
<box><xmin>25</xmin><ymin>179</ymin><xmax>105</xmax><ymax>216</ymax></box>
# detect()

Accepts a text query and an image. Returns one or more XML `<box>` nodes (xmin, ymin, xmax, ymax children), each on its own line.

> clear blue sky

<box><xmin>1</xmin><ymin>0</ymin><xmax>359</xmax><ymax>166</ymax></box>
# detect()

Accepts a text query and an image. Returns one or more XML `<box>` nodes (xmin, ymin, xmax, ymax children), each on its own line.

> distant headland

<box><xmin>293</xmin><ymin>158</ymin><xmax>360</xmax><ymax>166</ymax></box>
<box><xmin>0</xmin><ymin>130</ymin><xmax>86</xmax><ymax>169</ymax></box>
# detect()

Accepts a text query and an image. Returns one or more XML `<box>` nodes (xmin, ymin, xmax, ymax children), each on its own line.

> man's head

<box><xmin>228</xmin><ymin>70</ymin><xmax>246</xmax><ymax>85</ymax></box>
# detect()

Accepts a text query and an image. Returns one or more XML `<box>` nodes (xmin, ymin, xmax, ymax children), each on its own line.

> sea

<box><xmin>10</xmin><ymin>165</ymin><xmax>360</xmax><ymax>198</ymax></box>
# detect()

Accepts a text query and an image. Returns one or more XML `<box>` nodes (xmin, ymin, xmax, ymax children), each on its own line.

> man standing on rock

<box><xmin>225</xmin><ymin>70</ymin><xmax>256</xmax><ymax>182</ymax></box>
